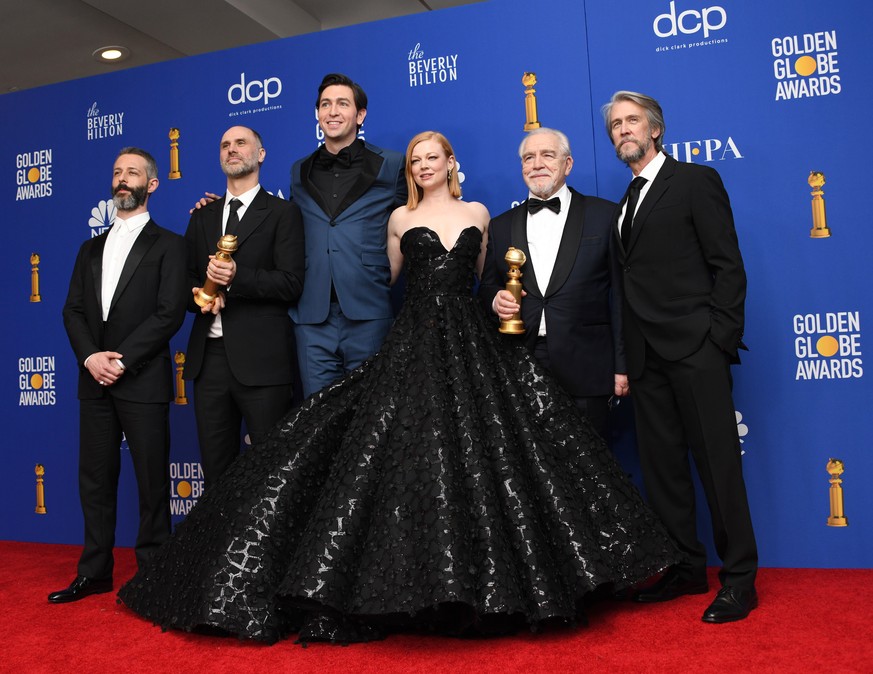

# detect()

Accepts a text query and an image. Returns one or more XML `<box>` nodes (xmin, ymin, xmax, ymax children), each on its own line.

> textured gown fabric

<box><xmin>118</xmin><ymin>226</ymin><xmax>679</xmax><ymax>644</ymax></box>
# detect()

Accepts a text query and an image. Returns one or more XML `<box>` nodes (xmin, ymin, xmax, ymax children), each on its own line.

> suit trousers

<box><xmin>294</xmin><ymin>302</ymin><xmax>393</xmax><ymax>398</ymax></box>
<box><xmin>193</xmin><ymin>338</ymin><xmax>293</xmax><ymax>486</ymax></box>
<box><xmin>630</xmin><ymin>337</ymin><xmax>758</xmax><ymax>589</ymax></box>
<box><xmin>77</xmin><ymin>396</ymin><xmax>171</xmax><ymax>579</ymax></box>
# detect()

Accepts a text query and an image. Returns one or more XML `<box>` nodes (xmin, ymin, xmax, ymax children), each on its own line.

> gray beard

<box><xmin>617</xmin><ymin>138</ymin><xmax>650</xmax><ymax>164</ymax></box>
<box><xmin>112</xmin><ymin>184</ymin><xmax>148</xmax><ymax>211</ymax></box>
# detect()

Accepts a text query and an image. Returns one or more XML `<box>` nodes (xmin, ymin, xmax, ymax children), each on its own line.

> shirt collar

<box><xmin>638</xmin><ymin>151</ymin><xmax>667</xmax><ymax>182</ymax></box>
<box><xmin>112</xmin><ymin>211</ymin><xmax>150</xmax><ymax>234</ymax></box>
<box><xmin>226</xmin><ymin>183</ymin><xmax>261</xmax><ymax>209</ymax></box>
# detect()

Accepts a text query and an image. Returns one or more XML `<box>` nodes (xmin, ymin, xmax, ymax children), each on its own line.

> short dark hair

<box><xmin>116</xmin><ymin>147</ymin><xmax>158</xmax><ymax>179</ymax></box>
<box><xmin>315</xmin><ymin>73</ymin><xmax>368</xmax><ymax>112</ymax></box>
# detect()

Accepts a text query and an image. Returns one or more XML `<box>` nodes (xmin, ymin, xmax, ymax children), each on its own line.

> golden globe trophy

<box><xmin>168</xmin><ymin>128</ymin><xmax>182</xmax><ymax>180</ymax></box>
<box><xmin>35</xmin><ymin>464</ymin><xmax>47</xmax><ymax>514</ymax></box>
<box><xmin>174</xmin><ymin>351</ymin><xmax>188</xmax><ymax>405</ymax></box>
<box><xmin>809</xmin><ymin>171</ymin><xmax>831</xmax><ymax>238</ymax></box>
<box><xmin>194</xmin><ymin>235</ymin><xmax>239</xmax><ymax>308</ymax></box>
<box><xmin>826</xmin><ymin>459</ymin><xmax>848</xmax><ymax>527</ymax></box>
<box><xmin>30</xmin><ymin>253</ymin><xmax>41</xmax><ymax>302</ymax></box>
<box><xmin>522</xmin><ymin>72</ymin><xmax>541</xmax><ymax>131</ymax></box>
<box><xmin>499</xmin><ymin>247</ymin><xmax>527</xmax><ymax>334</ymax></box>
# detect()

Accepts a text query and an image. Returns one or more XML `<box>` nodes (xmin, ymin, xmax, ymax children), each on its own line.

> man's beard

<box><xmin>616</xmin><ymin>136</ymin><xmax>651</xmax><ymax>164</ymax></box>
<box><xmin>222</xmin><ymin>155</ymin><xmax>258</xmax><ymax>178</ymax></box>
<box><xmin>112</xmin><ymin>183</ymin><xmax>149</xmax><ymax>211</ymax></box>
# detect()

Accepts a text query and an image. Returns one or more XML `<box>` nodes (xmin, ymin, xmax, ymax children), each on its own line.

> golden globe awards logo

<box><xmin>407</xmin><ymin>43</ymin><xmax>459</xmax><ymax>88</ymax></box>
<box><xmin>652</xmin><ymin>1</ymin><xmax>728</xmax><ymax>52</ymax></box>
<box><xmin>89</xmin><ymin>199</ymin><xmax>116</xmax><ymax>238</ymax></box>
<box><xmin>794</xmin><ymin>311</ymin><xmax>862</xmax><ymax>380</ymax></box>
<box><xmin>16</xmin><ymin>149</ymin><xmax>53</xmax><ymax>201</ymax></box>
<box><xmin>665</xmin><ymin>136</ymin><xmax>743</xmax><ymax>163</ymax></box>
<box><xmin>772</xmin><ymin>30</ymin><xmax>840</xmax><ymax>100</ymax></box>
<box><xmin>86</xmin><ymin>102</ymin><xmax>124</xmax><ymax>141</ymax></box>
<box><xmin>19</xmin><ymin>356</ymin><xmax>57</xmax><ymax>406</ymax></box>
<box><xmin>170</xmin><ymin>462</ymin><xmax>203</xmax><ymax>516</ymax></box>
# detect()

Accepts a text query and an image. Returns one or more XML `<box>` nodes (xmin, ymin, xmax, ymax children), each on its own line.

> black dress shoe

<box><xmin>47</xmin><ymin>576</ymin><xmax>113</xmax><ymax>604</ymax></box>
<box><xmin>701</xmin><ymin>586</ymin><xmax>757</xmax><ymax>623</ymax></box>
<box><xmin>633</xmin><ymin>568</ymin><xmax>709</xmax><ymax>603</ymax></box>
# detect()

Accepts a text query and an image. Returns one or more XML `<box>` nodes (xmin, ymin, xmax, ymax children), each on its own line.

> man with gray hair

<box><xmin>602</xmin><ymin>90</ymin><xmax>757</xmax><ymax>622</ymax></box>
<box><xmin>479</xmin><ymin>127</ymin><xmax>626</xmax><ymax>438</ymax></box>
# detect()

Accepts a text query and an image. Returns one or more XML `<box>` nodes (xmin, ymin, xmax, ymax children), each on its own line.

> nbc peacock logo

<box><xmin>88</xmin><ymin>199</ymin><xmax>116</xmax><ymax>237</ymax></box>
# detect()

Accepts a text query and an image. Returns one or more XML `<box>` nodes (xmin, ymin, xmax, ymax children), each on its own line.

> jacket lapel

<box><xmin>89</xmin><ymin>234</ymin><xmax>107</xmax><ymax>314</ymax></box>
<box><xmin>510</xmin><ymin>203</ymin><xmax>541</xmax><ymax>298</ymax></box>
<box><xmin>300</xmin><ymin>150</ymin><xmax>330</xmax><ymax>215</ymax></box>
<box><xmin>233</xmin><ymin>187</ymin><xmax>269</xmax><ymax>247</ymax></box>
<box><xmin>335</xmin><ymin>144</ymin><xmax>384</xmax><ymax>218</ymax></box>
<box><xmin>544</xmin><ymin>189</ymin><xmax>584</xmax><ymax>297</ymax></box>
<box><xmin>627</xmin><ymin>154</ymin><xmax>675</xmax><ymax>251</ymax></box>
<box><xmin>109</xmin><ymin>221</ymin><xmax>157</xmax><ymax>314</ymax></box>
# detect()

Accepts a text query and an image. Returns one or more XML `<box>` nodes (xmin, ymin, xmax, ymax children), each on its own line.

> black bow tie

<box><xmin>527</xmin><ymin>196</ymin><xmax>561</xmax><ymax>215</ymax></box>
<box><xmin>315</xmin><ymin>146</ymin><xmax>353</xmax><ymax>170</ymax></box>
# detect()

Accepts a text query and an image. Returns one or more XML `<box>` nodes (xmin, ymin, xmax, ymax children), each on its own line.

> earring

<box><xmin>447</xmin><ymin>169</ymin><xmax>453</xmax><ymax>182</ymax></box>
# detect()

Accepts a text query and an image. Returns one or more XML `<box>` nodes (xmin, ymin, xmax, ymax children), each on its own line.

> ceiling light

<box><xmin>93</xmin><ymin>46</ymin><xmax>130</xmax><ymax>63</ymax></box>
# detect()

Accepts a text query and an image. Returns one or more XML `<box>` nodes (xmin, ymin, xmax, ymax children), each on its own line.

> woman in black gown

<box><xmin>118</xmin><ymin>131</ymin><xmax>679</xmax><ymax>644</ymax></box>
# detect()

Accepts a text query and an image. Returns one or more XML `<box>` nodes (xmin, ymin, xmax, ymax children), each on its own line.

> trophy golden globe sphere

<box><xmin>505</xmin><ymin>247</ymin><xmax>526</xmax><ymax>268</ymax></box>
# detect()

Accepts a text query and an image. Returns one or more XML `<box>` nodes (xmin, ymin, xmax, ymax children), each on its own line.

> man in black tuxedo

<box><xmin>479</xmin><ymin>127</ymin><xmax>626</xmax><ymax>438</ymax></box>
<box><xmin>602</xmin><ymin>91</ymin><xmax>757</xmax><ymax>622</ymax></box>
<box><xmin>184</xmin><ymin>126</ymin><xmax>304</xmax><ymax>485</ymax></box>
<box><xmin>51</xmin><ymin>147</ymin><xmax>187</xmax><ymax>603</ymax></box>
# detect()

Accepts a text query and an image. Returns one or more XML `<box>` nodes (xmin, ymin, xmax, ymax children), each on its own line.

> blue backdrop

<box><xmin>4</xmin><ymin>0</ymin><xmax>871</xmax><ymax>569</ymax></box>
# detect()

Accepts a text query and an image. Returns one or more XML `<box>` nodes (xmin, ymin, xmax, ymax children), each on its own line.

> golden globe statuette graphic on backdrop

<box><xmin>35</xmin><ymin>464</ymin><xmax>46</xmax><ymax>514</ymax></box>
<box><xmin>522</xmin><ymin>72</ymin><xmax>541</xmax><ymax>131</ymax></box>
<box><xmin>29</xmin><ymin>253</ymin><xmax>41</xmax><ymax>302</ymax></box>
<box><xmin>826</xmin><ymin>459</ymin><xmax>848</xmax><ymax>527</ymax></box>
<box><xmin>499</xmin><ymin>247</ymin><xmax>527</xmax><ymax>334</ymax></box>
<box><xmin>808</xmin><ymin>171</ymin><xmax>830</xmax><ymax>238</ymax></box>
<box><xmin>174</xmin><ymin>351</ymin><xmax>188</xmax><ymax>405</ymax></box>
<box><xmin>168</xmin><ymin>128</ymin><xmax>182</xmax><ymax>180</ymax></box>
<box><xmin>195</xmin><ymin>235</ymin><xmax>239</xmax><ymax>308</ymax></box>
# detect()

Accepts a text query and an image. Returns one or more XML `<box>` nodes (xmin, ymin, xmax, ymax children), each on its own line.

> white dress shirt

<box><xmin>102</xmin><ymin>211</ymin><xmax>150</xmax><ymax>321</ymax></box>
<box><xmin>526</xmin><ymin>183</ymin><xmax>571</xmax><ymax>336</ymax></box>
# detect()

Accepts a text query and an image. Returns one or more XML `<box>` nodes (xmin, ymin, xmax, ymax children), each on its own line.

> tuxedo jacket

<box><xmin>288</xmin><ymin>141</ymin><xmax>406</xmax><ymax>324</ymax></box>
<box><xmin>183</xmin><ymin>187</ymin><xmax>305</xmax><ymax>386</ymax></box>
<box><xmin>63</xmin><ymin>220</ymin><xmax>188</xmax><ymax>402</ymax></box>
<box><xmin>617</xmin><ymin>153</ymin><xmax>746</xmax><ymax>379</ymax></box>
<box><xmin>479</xmin><ymin>187</ymin><xmax>625</xmax><ymax>398</ymax></box>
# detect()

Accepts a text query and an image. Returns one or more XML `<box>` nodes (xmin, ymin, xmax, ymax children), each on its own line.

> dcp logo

<box><xmin>653</xmin><ymin>1</ymin><xmax>727</xmax><ymax>39</ymax></box>
<box><xmin>227</xmin><ymin>73</ymin><xmax>282</xmax><ymax>105</ymax></box>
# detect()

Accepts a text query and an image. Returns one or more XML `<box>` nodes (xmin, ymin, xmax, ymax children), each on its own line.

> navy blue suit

<box><xmin>479</xmin><ymin>188</ymin><xmax>624</xmax><ymax>436</ymax></box>
<box><xmin>289</xmin><ymin>142</ymin><xmax>406</xmax><ymax>397</ymax></box>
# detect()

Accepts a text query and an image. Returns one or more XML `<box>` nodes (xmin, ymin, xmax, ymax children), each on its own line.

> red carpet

<box><xmin>2</xmin><ymin>541</ymin><xmax>871</xmax><ymax>673</ymax></box>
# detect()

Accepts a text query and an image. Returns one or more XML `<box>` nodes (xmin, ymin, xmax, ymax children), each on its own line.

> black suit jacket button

<box><xmin>329</xmin><ymin>220</ymin><xmax>337</xmax><ymax>227</ymax></box>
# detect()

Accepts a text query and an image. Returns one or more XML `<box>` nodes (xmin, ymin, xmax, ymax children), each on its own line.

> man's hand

<box><xmin>189</xmin><ymin>192</ymin><xmax>221</xmax><ymax>214</ymax></box>
<box><xmin>614</xmin><ymin>373</ymin><xmax>630</xmax><ymax>397</ymax></box>
<box><xmin>192</xmin><ymin>287</ymin><xmax>225</xmax><ymax>315</ymax></box>
<box><xmin>86</xmin><ymin>351</ymin><xmax>125</xmax><ymax>386</ymax></box>
<box><xmin>206</xmin><ymin>255</ymin><xmax>236</xmax><ymax>286</ymax></box>
<box><xmin>492</xmin><ymin>289</ymin><xmax>527</xmax><ymax>321</ymax></box>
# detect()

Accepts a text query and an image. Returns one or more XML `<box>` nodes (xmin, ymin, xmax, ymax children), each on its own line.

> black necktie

<box><xmin>226</xmin><ymin>198</ymin><xmax>242</xmax><ymax>236</ymax></box>
<box><xmin>527</xmin><ymin>196</ymin><xmax>561</xmax><ymax>215</ymax></box>
<box><xmin>620</xmin><ymin>177</ymin><xmax>647</xmax><ymax>249</ymax></box>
